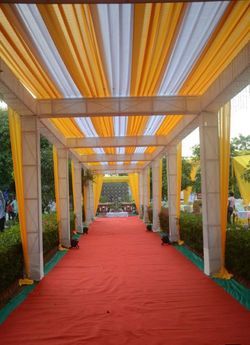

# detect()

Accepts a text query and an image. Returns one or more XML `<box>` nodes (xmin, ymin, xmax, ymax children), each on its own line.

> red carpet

<box><xmin>0</xmin><ymin>217</ymin><xmax>249</xmax><ymax>345</ymax></box>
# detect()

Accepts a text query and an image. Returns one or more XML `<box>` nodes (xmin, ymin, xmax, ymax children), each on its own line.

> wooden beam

<box><xmin>80</xmin><ymin>153</ymin><xmax>152</xmax><ymax>162</ymax></box>
<box><xmin>66</xmin><ymin>136</ymin><xmax>167</xmax><ymax>148</ymax></box>
<box><xmin>201</xmin><ymin>43</ymin><xmax>250</xmax><ymax>112</ymax></box>
<box><xmin>36</xmin><ymin>96</ymin><xmax>201</xmax><ymax>118</ymax></box>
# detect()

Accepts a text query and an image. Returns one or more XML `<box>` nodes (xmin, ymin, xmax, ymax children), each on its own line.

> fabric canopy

<box><xmin>233</xmin><ymin>155</ymin><xmax>250</xmax><ymax>205</ymax></box>
<box><xmin>1</xmin><ymin>2</ymin><xmax>249</xmax><ymax>166</ymax></box>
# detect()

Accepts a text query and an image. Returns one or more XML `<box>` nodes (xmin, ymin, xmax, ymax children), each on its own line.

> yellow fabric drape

<box><xmin>214</xmin><ymin>103</ymin><xmax>232</xmax><ymax>280</ymax></box>
<box><xmin>176</xmin><ymin>143</ymin><xmax>182</xmax><ymax>219</ymax></box>
<box><xmin>8</xmin><ymin>109</ymin><xmax>30</xmax><ymax>277</ymax></box>
<box><xmin>103</xmin><ymin>176</ymin><xmax>129</xmax><ymax>183</ymax></box>
<box><xmin>158</xmin><ymin>159</ymin><xmax>163</xmax><ymax>210</ymax></box>
<box><xmin>52</xmin><ymin>146</ymin><xmax>62</xmax><ymax>243</ymax></box>
<box><xmin>38</xmin><ymin>4</ymin><xmax>115</xmax><ymax>156</ymax></box>
<box><xmin>71</xmin><ymin>161</ymin><xmax>76</xmax><ymax>213</ymax></box>
<box><xmin>179</xmin><ymin>2</ymin><xmax>249</xmax><ymax>95</ymax></box>
<box><xmin>176</xmin><ymin>143</ymin><xmax>183</xmax><ymax>245</ymax></box>
<box><xmin>233</xmin><ymin>155</ymin><xmax>250</xmax><ymax>205</ymax></box>
<box><xmin>93</xmin><ymin>174</ymin><xmax>104</xmax><ymax>215</ymax></box>
<box><xmin>184</xmin><ymin>163</ymin><xmax>199</xmax><ymax>204</ymax></box>
<box><xmin>128</xmin><ymin>173</ymin><xmax>140</xmax><ymax>212</ymax></box>
<box><xmin>127</xmin><ymin>3</ymin><xmax>184</xmax><ymax>154</ymax></box>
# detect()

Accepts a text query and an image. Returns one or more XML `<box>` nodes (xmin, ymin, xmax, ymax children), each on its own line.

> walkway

<box><xmin>0</xmin><ymin>217</ymin><xmax>249</xmax><ymax>345</ymax></box>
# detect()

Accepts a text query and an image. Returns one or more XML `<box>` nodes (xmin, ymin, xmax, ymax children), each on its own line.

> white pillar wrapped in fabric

<box><xmin>85</xmin><ymin>180</ymin><xmax>94</xmax><ymax>225</ymax></box>
<box><xmin>89</xmin><ymin>180</ymin><xmax>95</xmax><ymax>220</ymax></box>
<box><xmin>143</xmin><ymin>168</ymin><xmax>149</xmax><ymax>223</ymax></box>
<box><xmin>56</xmin><ymin>148</ymin><xmax>71</xmax><ymax>247</ymax></box>
<box><xmin>72</xmin><ymin>161</ymin><xmax>83</xmax><ymax>233</ymax></box>
<box><xmin>199</xmin><ymin>112</ymin><xmax>222</xmax><ymax>275</ymax></box>
<box><xmin>167</xmin><ymin>145</ymin><xmax>180</xmax><ymax>242</ymax></box>
<box><xmin>21</xmin><ymin>117</ymin><xmax>44</xmax><ymax>280</ymax></box>
<box><xmin>152</xmin><ymin>159</ymin><xmax>161</xmax><ymax>231</ymax></box>
<box><xmin>139</xmin><ymin>172</ymin><xmax>143</xmax><ymax>218</ymax></box>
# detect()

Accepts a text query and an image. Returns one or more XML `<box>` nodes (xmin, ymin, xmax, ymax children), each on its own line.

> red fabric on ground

<box><xmin>0</xmin><ymin>217</ymin><xmax>249</xmax><ymax>345</ymax></box>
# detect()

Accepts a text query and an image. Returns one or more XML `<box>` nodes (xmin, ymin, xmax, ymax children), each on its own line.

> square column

<box><xmin>167</xmin><ymin>145</ymin><xmax>179</xmax><ymax>242</ymax></box>
<box><xmin>89</xmin><ymin>180</ymin><xmax>95</xmax><ymax>220</ymax></box>
<box><xmin>139</xmin><ymin>172</ymin><xmax>143</xmax><ymax>218</ymax></box>
<box><xmin>72</xmin><ymin>161</ymin><xmax>83</xmax><ymax>233</ymax></box>
<box><xmin>21</xmin><ymin>117</ymin><xmax>44</xmax><ymax>280</ymax></box>
<box><xmin>143</xmin><ymin>168</ymin><xmax>149</xmax><ymax>223</ymax></box>
<box><xmin>85</xmin><ymin>181</ymin><xmax>94</xmax><ymax>225</ymax></box>
<box><xmin>200</xmin><ymin>112</ymin><xmax>222</xmax><ymax>275</ymax></box>
<box><xmin>152</xmin><ymin>159</ymin><xmax>161</xmax><ymax>231</ymax></box>
<box><xmin>57</xmin><ymin>148</ymin><xmax>71</xmax><ymax>247</ymax></box>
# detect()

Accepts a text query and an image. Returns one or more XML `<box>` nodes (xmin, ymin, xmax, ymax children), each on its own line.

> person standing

<box><xmin>227</xmin><ymin>192</ymin><xmax>235</xmax><ymax>224</ymax></box>
<box><xmin>11</xmin><ymin>196</ymin><xmax>18</xmax><ymax>220</ymax></box>
<box><xmin>0</xmin><ymin>190</ymin><xmax>6</xmax><ymax>232</ymax></box>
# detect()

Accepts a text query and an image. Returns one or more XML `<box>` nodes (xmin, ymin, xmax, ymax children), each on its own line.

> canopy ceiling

<box><xmin>0</xmin><ymin>1</ymin><xmax>249</xmax><ymax>168</ymax></box>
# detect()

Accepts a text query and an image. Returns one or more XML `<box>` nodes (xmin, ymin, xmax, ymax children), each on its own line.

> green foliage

<box><xmin>70</xmin><ymin>212</ymin><xmax>76</xmax><ymax>231</ymax></box>
<box><xmin>230</xmin><ymin>134</ymin><xmax>250</xmax><ymax>155</ymax></box>
<box><xmin>0</xmin><ymin>109</ymin><xmax>15</xmax><ymax>192</ymax></box>
<box><xmin>179</xmin><ymin>213</ymin><xmax>250</xmax><ymax>282</ymax></box>
<box><xmin>181</xmin><ymin>159</ymin><xmax>193</xmax><ymax>190</ymax></box>
<box><xmin>225</xmin><ymin>229</ymin><xmax>250</xmax><ymax>282</ymax></box>
<box><xmin>82</xmin><ymin>169</ymin><xmax>95</xmax><ymax>186</ymax></box>
<box><xmin>40</xmin><ymin>136</ymin><xmax>55</xmax><ymax>212</ymax></box>
<box><xmin>0</xmin><ymin>214</ymin><xmax>60</xmax><ymax>293</ymax></box>
<box><xmin>162</xmin><ymin>157</ymin><xmax>168</xmax><ymax>200</ymax></box>
<box><xmin>192</xmin><ymin>167</ymin><xmax>201</xmax><ymax>193</ymax></box>
<box><xmin>42</xmin><ymin>213</ymin><xmax>59</xmax><ymax>254</ymax></box>
<box><xmin>0</xmin><ymin>225</ymin><xmax>23</xmax><ymax>294</ymax></box>
<box><xmin>159</xmin><ymin>208</ymin><xmax>169</xmax><ymax>232</ymax></box>
<box><xmin>147</xmin><ymin>206</ymin><xmax>153</xmax><ymax>223</ymax></box>
<box><xmin>241</xmin><ymin>160</ymin><xmax>250</xmax><ymax>183</ymax></box>
<box><xmin>180</xmin><ymin>213</ymin><xmax>203</xmax><ymax>256</ymax></box>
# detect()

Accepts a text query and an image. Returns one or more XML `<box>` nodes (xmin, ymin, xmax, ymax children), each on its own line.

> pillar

<box><xmin>139</xmin><ymin>172</ymin><xmax>143</xmax><ymax>218</ymax></box>
<box><xmin>57</xmin><ymin>148</ymin><xmax>71</xmax><ymax>247</ymax></box>
<box><xmin>143</xmin><ymin>167</ymin><xmax>149</xmax><ymax>223</ymax></box>
<box><xmin>72</xmin><ymin>161</ymin><xmax>83</xmax><ymax>233</ymax></box>
<box><xmin>21</xmin><ymin>117</ymin><xmax>43</xmax><ymax>280</ymax></box>
<box><xmin>152</xmin><ymin>159</ymin><xmax>160</xmax><ymax>231</ymax></box>
<box><xmin>167</xmin><ymin>145</ymin><xmax>179</xmax><ymax>242</ymax></box>
<box><xmin>200</xmin><ymin>112</ymin><xmax>222</xmax><ymax>275</ymax></box>
<box><xmin>85</xmin><ymin>180</ymin><xmax>94</xmax><ymax>225</ymax></box>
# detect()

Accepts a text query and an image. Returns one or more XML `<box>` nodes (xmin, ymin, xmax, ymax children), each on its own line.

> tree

<box><xmin>241</xmin><ymin>160</ymin><xmax>250</xmax><ymax>183</ymax></box>
<box><xmin>40</xmin><ymin>136</ymin><xmax>55</xmax><ymax>212</ymax></box>
<box><xmin>231</xmin><ymin>134</ymin><xmax>250</xmax><ymax>155</ymax></box>
<box><xmin>181</xmin><ymin>159</ymin><xmax>193</xmax><ymax>190</ymax></box>
<box><xmin>0</xmin><ymin>109</ymin><xmax>15</xmax><ymax>193</ymax></box>
<box><xmin>162</xmin><ymin>157</ymin><xmax>168</xmax><ymax>200</ymax></box>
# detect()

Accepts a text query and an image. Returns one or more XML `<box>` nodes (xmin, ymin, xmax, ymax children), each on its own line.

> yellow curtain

<box><xmin>214</xmin><ymin>103</ymin><xmax>232</xmax><ymax>279</ymax></box>
<box><xmin>8</xmin><ymin>108</ymin><xmax>30</xmax><ymax>277</ymax></box>
<box><xmin>128</xmin><ymin>173</ymin><xmax>140</xmax><ymax>212</ymax></box>
<box><xmin>103</xmin><ymin>176</ymin><xmax>129</xmax><ymax>183</ymax></box>
<box><xmin>52</xmin><ymin>146</ymin><xmax>62</xmax><ymax>243</ymax></box>
<box><xmin>83</xmin><ymin>185</ymin><xmax>88</xmax><ymax>222</ymax></box>
<box><xmin>93</xmin><ymin>174</ymin><xmax>104</xmax><ymax>215</ymax></box>
<box><xmin>176</xmin><ymin>143</ymin><xmax>182</xmax><ymax>219</ymax></box>
<box><xmin>158</xmin><ymin>159</ymin><xmax>163</xmax><ymax>210</ymax></box>
<box><xmin>176</xmin><ymin>143</ymin><xmax>183</xmax><ymax>245</ymax></box>
<box><xmin>232</xmin><ymin>155</ymin><xmax>250</xmax><ymax>205</ymax></box>
<box><xmin>184</xmin><ymin>163</ymin><xmax>199</xmax><ymax>204</ymax></box>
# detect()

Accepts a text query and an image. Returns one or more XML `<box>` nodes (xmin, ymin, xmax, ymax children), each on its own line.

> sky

<box><xmin>182</xmin><ymin>85</ymin><xmax>250</xmax><ymax>157</ymax></box>
<box><xmin>1</xmin><ymin>86</ymin><xmax>249</xmax><ymax>157</ymax></box>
